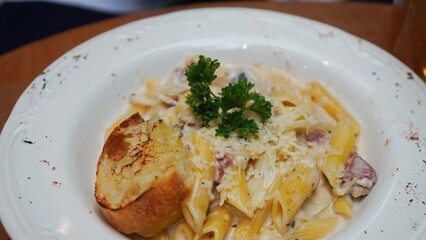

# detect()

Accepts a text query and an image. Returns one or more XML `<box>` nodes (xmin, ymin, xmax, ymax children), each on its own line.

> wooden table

<box><xmin>0</xmin><ymin>1</ymin><xmax>404</xmax><ymax>239</ymax></box>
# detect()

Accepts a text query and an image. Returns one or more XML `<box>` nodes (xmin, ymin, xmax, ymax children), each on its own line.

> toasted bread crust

<box><xmin>94</xmin><ymin>113</ymin><xmax>193</xmax><ymax>235</ymax></box>
<box><xmin>102</xmin><ymin>113</ymin><xmax>144</xmax><ymax>162</ymax></box>
<box><xmin>100</xmin><ymin>172</ymin><xmax>191</xmax><ymax>234</ymax></box>
<box><xmin>95</xmin><ymin>113</ymin><xmax>145</xmax><ymax>209</ymax></box>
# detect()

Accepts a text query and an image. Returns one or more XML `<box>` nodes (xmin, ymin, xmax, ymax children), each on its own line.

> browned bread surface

<box><xmin>100</xmin><ymin>172</ymin><xmax>189</xmax><ymax>235</ymax></box>
<box><xmin>94</xmin><ymin>113</ymin><xmax>193</xmax><ymax>235</ymax></box>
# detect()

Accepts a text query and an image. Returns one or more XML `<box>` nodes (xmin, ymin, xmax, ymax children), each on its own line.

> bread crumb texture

<box><xmin>95</xmin><ymin>113</ymin><xmax>193</xmax><ymax>234</ymax></box>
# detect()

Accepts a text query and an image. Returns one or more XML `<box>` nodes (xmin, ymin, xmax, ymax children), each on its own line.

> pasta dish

<box><xmin>94</xmin><ymin>56</ymin><xmax>377</xmax><ymax>239</ymax></box>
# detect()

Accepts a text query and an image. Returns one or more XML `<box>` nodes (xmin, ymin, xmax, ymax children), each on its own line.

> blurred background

<box><xmin>0</xmin><ymin>0</ymin><xmax>393</xmax><ymax>56</ymax></box>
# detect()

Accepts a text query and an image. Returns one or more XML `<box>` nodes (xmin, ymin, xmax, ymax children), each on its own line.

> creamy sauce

<box><xmin>109</xmin><ymin>58</ymin><xmax>367</xmax><ymax>239</ymax></box>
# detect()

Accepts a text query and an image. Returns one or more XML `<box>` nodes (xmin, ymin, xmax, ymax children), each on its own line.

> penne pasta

<box><xmin>333</xmin><ymin>196</ymin><xmax>353</xmax><ymax>218</ymax></box>
<box><xmin>197</xmin><ymin>206</ymin><xmax>234</xmax><ymax>240</ymax></box>
<box><xmin>283</xmin><ymin>217</ymin><xmax>338</xmax><ymax>240</ymax></box>
<box><xmin>280</xmin><ymin>94</ymin><xmax>303</xmax><ymax>107</ymax></box>
<box><xmin>235</xmin><ymin>178</ymin><xmax>284</xmax><ymax>239</ymax></box>
<box><xmin>321</xmin><ymin>119</ymin><xmax>356</xmax><ymax>193</ymax></box>
<box><xmin>308</xmin><ymin>82</ymin><xmax>360</xmax><ymax>134</ymax></box>
<box><xmin>285</xmin><ymin>120</ymin><xmax>310</xmax><ymax>132</ymax></box>
<box><xmin>223</xmin><ymin>165</ymin><xmax>252</xmax><ymax>217</ymax></box>
<box><xmin>104</xmin><ymin>57</ymin><xmax>378</xmax><ymax>239</ymax></box>
<box><xmin>182</xmin><ymin>134</ymin><xmax>215</xmax><ymax>233</ymax></box>
<box><xmin>272</xmin><ymin>163</ymin><xmax>320</xmax><ymax>235</ymax></box>
<box><xmin>171</xmin><ymin>221</ymin><xmax>195</xmax><ymax>240</ymax></box>
<box><xmin>234</xmin><ymin>199</ymin><xmax>272</xmax><ymax>239</ymax></box>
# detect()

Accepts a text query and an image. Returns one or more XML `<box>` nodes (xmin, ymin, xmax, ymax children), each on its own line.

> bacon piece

<box><xmin>341</xmin><ymin>152</ymin><xmax>377</xmax><ymax>198</ymax></box>
<box><xmin>214</xmin><ymin>154</ymin><xmax>232</xmax><ymax>184</ymax></box>
<box><xmin>306</xmin><ymin>129</ymin><xmax>329</xmax><ymax>147</ymax></box>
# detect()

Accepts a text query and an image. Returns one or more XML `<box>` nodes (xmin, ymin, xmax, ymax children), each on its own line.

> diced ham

<box><xmin>184</xmin><ymin>144</ymin><xmax>191</xmax><ymax>151</ymax></box>
<box><xmin>341</xmin><ymin>152</ymin><xmax>378</xmax><ymax>198</ymax></box>
<box><xmin>306</xmin><ymin>129</ymin><xmax>329</xmax><ymax>147</ymax></box>
<box><xmin>343</xmin><ymin>152</ymin><xmax>377</xmax><ymax>182</ymax></box>
<box><xmin>214</xmin><ymin>154</ymin><xmax>232</xmax><ymax>184</ymax></box>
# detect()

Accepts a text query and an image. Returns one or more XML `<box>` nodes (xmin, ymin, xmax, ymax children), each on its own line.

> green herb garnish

<box><xmin>185</xmin><ymin>55</ymin><xmax>272</xmax><ymax>138</ymax></box>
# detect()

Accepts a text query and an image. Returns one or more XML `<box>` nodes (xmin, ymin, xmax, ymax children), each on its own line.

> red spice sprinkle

<box><xmin>39</xmin><ymin>160</ymin><xmax>50</xmax><ymax>166</ymax></box>
<box><xmin>409</xmin><ymin>133</ymin><xmax>419</xmax><ymax>141</ymax></box>
<box><xmin>52</xmin><ymin>181</ymin><xmax>62</xmax><ymax>188</ymax></box>
<box><xmin>404</xmin><ymin>182</ymin><xmax>420</xmax><ymax>201</ymax></box>
<box><xmin>411</xmin><ymin>223</ymin><xmax>420</xmax><ymax>231</ymax></box>
<box><xmin>51</xmin><ymin>166</ymin><xmax>56</xmax><ymax>171</ymax></box>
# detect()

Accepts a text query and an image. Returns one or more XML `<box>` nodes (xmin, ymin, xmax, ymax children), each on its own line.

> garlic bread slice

<box><xmin>95</xmin><ymin>113</ymin><xmax>193</xmax><ymax>235</ymax></box>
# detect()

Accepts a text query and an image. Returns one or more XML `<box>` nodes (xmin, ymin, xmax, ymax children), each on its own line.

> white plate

<box><xmin>0</xmin><ymin>7</ymin><xmax>425</xmax><ymax>240</ymax></box>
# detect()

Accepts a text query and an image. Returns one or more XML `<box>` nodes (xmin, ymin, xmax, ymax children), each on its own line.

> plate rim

<box><xmin>1</xmin><ymin>7</ymin><xmax>425</xmax><ymax>240</ymax></box>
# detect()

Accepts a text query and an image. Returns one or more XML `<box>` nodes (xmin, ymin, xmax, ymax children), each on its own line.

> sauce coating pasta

<box><xmin>119</xmin><ymin>56</ymin><xmax>377</xmax><ymax>239</ymax></box>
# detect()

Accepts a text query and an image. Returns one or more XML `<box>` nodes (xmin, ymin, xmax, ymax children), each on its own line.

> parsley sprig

<box><xmin>185</xmin><ymin>55</ymin><xmax>272</xmax><ymax>138</ymax></box>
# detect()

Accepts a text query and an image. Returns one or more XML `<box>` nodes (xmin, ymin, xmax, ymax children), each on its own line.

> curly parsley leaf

<box><xmin>185</xmin><ymin>55</ymin><xmax>273</xmax><ymax>138</ymax></box>
<box><xmin>220</xmin><ymin>76</ymin><xmax>272</xmax><ymax>122</ymax></box>
<box><xmin>216</xmin><ymin>111</ymin><xmax>259</xmax><ymax>139</ymax></box>
<box><xmin>219</xmin><ymin>76</ymin><xmax>254</xmax><ymax>112</ymax></box>
<box><xmin>246</xmin><ymin>91</ymin><xmax>273</xmax><ymax>122</ymax></box>
<box><xmin>185</xmin><ymin>56</ymin><xmax>221</xmax><ymax>123</ymax></box>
